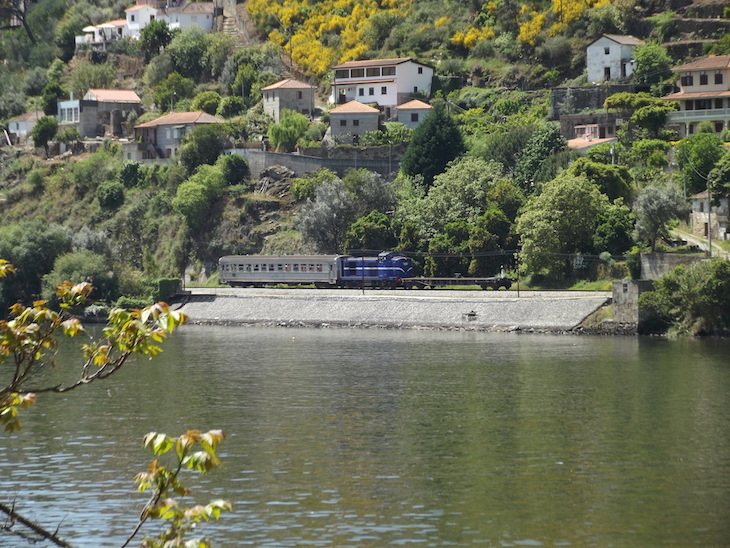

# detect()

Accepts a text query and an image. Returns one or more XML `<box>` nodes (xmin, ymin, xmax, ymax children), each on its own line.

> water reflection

<box><xmin>1</xmin><ymin>328</ymin><xmax>729</xmax><ymax>546</ymax></box>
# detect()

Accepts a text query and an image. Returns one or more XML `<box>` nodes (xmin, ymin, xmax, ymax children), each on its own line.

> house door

<box><xmin>599</xmin><ymin>126</ymin><xmax>606</xmax><ymax>138</ymax></box>
<box><xmin>604</xmin><ymin>67</ymin><xmax>611</xmax><ymax>80</ymax></box>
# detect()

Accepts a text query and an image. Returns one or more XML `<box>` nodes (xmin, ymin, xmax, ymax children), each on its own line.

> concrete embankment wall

<box><xmin>178</xmin><ymin>292</ymin><xmax>610</xmax><ymax>331</ymax></box>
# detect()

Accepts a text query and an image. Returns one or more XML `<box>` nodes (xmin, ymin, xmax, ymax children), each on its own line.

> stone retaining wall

<box><xmin>178</xmin><ymin>293</ymin><xmax>610</xmax><ymax>332</ymax></box>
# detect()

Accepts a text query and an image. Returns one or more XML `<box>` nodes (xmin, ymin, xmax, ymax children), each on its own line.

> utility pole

<box><xmin>708</xmin><ymin>182</ymin><xmax>713</xmax><ymax>258</ymax></box>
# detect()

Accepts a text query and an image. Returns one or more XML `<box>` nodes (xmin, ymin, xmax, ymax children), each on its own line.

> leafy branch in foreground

<box><xmin>123</xmin><ymin>430</ymin><xmax>232</xmax><ymax>548</ymax></box>
<box><xmin>0</xmin><ymin>261</ymin><xmax>231</xmax><ymax>547</ymax></box>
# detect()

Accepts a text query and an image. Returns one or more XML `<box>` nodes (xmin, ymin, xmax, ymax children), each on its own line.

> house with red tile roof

<box><xmin>58</xmin><ymin>89</ymin><xmax>142</xmax><ymax>138</ymax></box>
<box><xmin>125</xmin><ymin>3</ymin><xmax>159</xmax><ymax>38</ymax></box>
<box><xmin>330</xmin><ymin>58</ymin><xmax>434</xmax><ymax>120</ymax></box>
<box><xmin>662</xmin><ymin>54</ymin><xmax>730</xmax><ymax>137</ymax></box>
<box><xmin>262</xmin><ymin>78</ymin><xmax>316</xmax><ymax>122</ymax></box>
<box><xmin>328</xmin><ymin>100</ymin><xmax>380</xmax><ymax>143</ymax></box>
<box><xmin>159</xmin><ymin>1</ymin><xmax>216</xmax><ymax>31</ymax></box>
<box><xmin>396</xmin><ymin>99</ymin><xmax>432</xmax><ymax>129</ymax></box>
<box><xmin>125</xmin><ymin>111</ymin><xmax>225</xmax><ymax>161</ymax></box>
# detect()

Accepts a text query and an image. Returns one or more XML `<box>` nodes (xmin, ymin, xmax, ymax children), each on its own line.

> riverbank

<box><xmin>176</xmin><ymin>289</ymin><xmax>616</xmax><ymax>333</ymax></box>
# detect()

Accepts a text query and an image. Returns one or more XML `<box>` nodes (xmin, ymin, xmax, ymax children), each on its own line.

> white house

<box><xmin>586</xmin><ymin>34</ymin><xmax>644</xmax><ymax>83</ymax></box>
<box><xmin>330</xmin><ymin>57</ymin><xmax>434</xmax><ymax>120</ymax></box>
<box><xmin>261</xmin><ymin>78</ymin><xmax>316</xmax><ymax>122</ymax></box>
<box><xmin>689</xmin><ymin>191</ymin><xmax>729</xmax><ymax>241</ymax></box>
<box><xmin>7</xmin><ymin>110</ymin><xmax>44</xmax><ymax>144</ymax></box>
<box><xmin>125</xmin><ymin>3</ymin><xmax>159</xmax><ymax>37</ymax></box>
<box><xmin>662</xmin><ymin>54</ymin><xmax>730</xmax><ymax>137</ymax></box>
<box><xmin>396</xmin><ymin>99</ymin><xmax>432</xmax><ymax>129</ymax></box>
<box><xmin>159</xmin><ymin>2</ymin><xmax>215</xmax><ymax>31</ymax></box>
<box><xmin>328</xmin><ymin>100</ymin><xmax>380</xmax><ymax>144</ymax></box>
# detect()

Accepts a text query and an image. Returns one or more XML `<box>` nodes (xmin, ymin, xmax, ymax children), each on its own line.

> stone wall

<box><xmin>228</xmin><ymin>144</ymin><xmax>406</xmax><ymax>179</ymax></box>
<box><xmin>639</xmin><ymin>253</ymin><xmax>704</xmax><ymax>280</ymax></box>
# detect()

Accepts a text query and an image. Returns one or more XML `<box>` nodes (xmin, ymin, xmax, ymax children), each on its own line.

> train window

<box><xmin>285</xmin><ymin>264</ymin><xmax>291</xmax><ymax>271</ymax></box>
<box><xmin>309</xmin><ymin>264</ymin><xmax>314</xmax><ymax>272</ymax></box>
<box><xmin>293</xmin><ymin>264</ymin><xmax>299</xmax><ymax>272</ymax></box>
<box><xmin>230</xmin><ymin>264</ymin><xmax>236</xmax><ymax>271</ymax></box>
<box><xmin>246</xmin><ymin>265</ymin><xmax>251</xmax><ymax>272</ymax></box>
<box><xmin>268</xmin><ymin>264</ymin><xmax>273</xmax><ymax>271</ymax></box>
<box><xmin>253</xmin><ymin>264</ymin><xmax>259</xmax><ymax>271</ymax></box>
<box><xmin>277</xmin><ymin>264</ymin><xmax>283</xmax><ymax>271</ymax></box>
<box><xmin>317</xmin><ymin>264</ymin><xmax>323</xmax><ymax>272</ymax></box>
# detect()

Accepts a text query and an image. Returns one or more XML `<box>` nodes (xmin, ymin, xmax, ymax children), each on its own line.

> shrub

<box><xmin>97</xmin><ymin>181</ymin><xmax>125</xmax><ymax>210</ymax></box>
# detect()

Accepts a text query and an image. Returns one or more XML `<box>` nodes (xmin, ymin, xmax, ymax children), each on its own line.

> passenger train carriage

<box><xmin>219</xmin><ymin>252</ymin><xmax>414</xmax><ymax>288</ymax></box>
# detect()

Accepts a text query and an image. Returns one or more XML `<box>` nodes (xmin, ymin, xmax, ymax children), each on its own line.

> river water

<box><xmin>1</xmin><ymin>326</ymin><xmax>729</xmax><ymax>547</ymax></box>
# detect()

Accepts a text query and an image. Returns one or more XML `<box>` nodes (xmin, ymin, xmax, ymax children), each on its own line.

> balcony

<box><xmin>668</xmin><ymin>107</ymin><xmax>730</xmax><ymax>122</ymax></box>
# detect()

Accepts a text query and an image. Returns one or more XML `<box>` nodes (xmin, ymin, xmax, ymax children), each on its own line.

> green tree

<box><xmin>153</xmin><ymin>72</ymin><xmax>195</xmax><ymax>111</ymax></box>
<box><xmin>709</xmin><ymin>149</ymin><xmax>730</xmax><ymax>193</ymax></box>
<box><xmin>42</xmin><ymin>250</ymin><xmax>119</xmax><ymax>304</ymax></box>
<box><xmin>632</xmin><ymin>180</ymin><xmax>688</xmax><ymax>251</ymax></box>
<box><xmin>638</xmin><ymin>259</ymin><xmax>730</xmax><ymax>335</ymax></box>
<box><xmin>676</xmin><ymin>133</ymin><xmax>724</xmax><ymax>195</ymax></box>
<box><xmin>425</xmin><ymin>221</ymin><xmax>471</xmax><ymax>277</ymax></box>
<box><xmin>216</xmin><ymin>154</ymin><xmax>250</xmax><ymax>186</ymax></box>
<box><xmin>31</xmin><ymin>115</ymin><xmax>57</xmax><ymax>156</ymax></box>
<box><xmin>401</xmin><ymin>101</ymin><xmax>465</xmax><ymax>188</ymax></box>
<box><xmin>633</xmin><ymin>44</ymin><xmax>673</xmax><ymax>84</ymax></box>
<box><xmin>344</xmin><ymin>210</ymin><xmax>398</xmax><ymax>252</ymax></box>
<box><xmin>191</xmin><ymin>90</ymin><xmax>222</xmax><ymax>115</ymax></box>
<box><xmin>514</xmin><ymin>123</ymin><xmax>567</xmax><ymax>192</ymax></box>
<box><xmin>516</xmin><ymin>174</ymin><xmax>610</xmax><ymax>277</ymax></box>
<box><xmin>41</xmin><ymin>81</ymin><xmax>65</xmax><ymax>116</ymax></box>
<box><xmin>267</xmin><ymin>108</ymin><xmax>309</xmax><ymax>152</ymax></box>
<box><xmin>68</xmin><ymin>62</ymin><xmax>117</xmax><ymax>99</ymax></box>
<box><xmin>172</xmin><ymin>165</ymin><xmax>225</xmax><ymax>229</ymax></box>
<box><xmin>140</xmin><ymin>19</ymin><xmax>175</xmax><ymax>62</ymax></box>
<box><xmin>593</xmin><ymin>199</ymin><xmax>635</xmax><ymax>255</ymax></box>
<box><xmin>468</xmin><ymin>207</ymin><xmax>513</xmax><ymax>276</ymax></box>
<box><xmin>96</xmin><ymin>180</ymin><xmax>126</xmax><ymax>210</ymax></box>
<box><xmin>167</xmin><ymin>26</ymin><xmax>209</xmax><ymax>81</ymax></box>
<box><xmin>0</xmin><ymin>221</ymin><xmax>71</xmax><ymax>309</ymax></box>
<box><xmin>178</xmin><ymin>124</ymin><xmax>229</xmax><ymax>174</ymax></box>
<box><xmin>567</xmin><ymin>157</ymin><xmax>632</xmax><ymax>202</ymax></box>
<box><xmin>291</xmin><ymin>168</ymin><xmax>340</xmax><ymax>201</ymax></box>
<box><xmin>216</xmin><ymin>95</ymin><xmax>245</xmax><ymax>118</ymax></box>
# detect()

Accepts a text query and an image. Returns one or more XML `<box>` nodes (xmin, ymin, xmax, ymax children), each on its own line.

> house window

<box><xmin>166</xmin><ymin>128</ymin><xmax>171</xmax><ymax>139</ymax></box>
<box><xmin>73</xmin><ymin>108</ymin><xmax>79</xmax><ymax>122</ymax></box>
<box><xmin>716</xmin><ymin>72</ymin><xmax>724</xmax><ymax>85</ymax></box>
<box><xmin>413</xmin><ymin>86</ymin><xmax>418</xmax><ymax>93</ymax></box>
<box><xmin>369</xmin><ymin>87</ymin><xmax>374</xmax><ymax>95</ymax></box>
<box><xmin>604</xmin><ymin>47</ymin><xmax>610</xmax><ymax>54</ymax></box>
<box><xmin>681</xmin><ymin>74</ymin><xmax>694</xmax><ymax>86</ymax></box>
<box><xmin>351</xmin><ymin>68</ymin><xmax>364</xmax><ymax>77</ymax></box>
<box><xmin>340</xmin><ymin>119</ymin><xmax>346</xmax><ymax>126</ymax></box>
<box><xmin>715</xmin><ymin>122</ymin><xmax>724</xmax><ymax>133</ymax></box>
<box><xmin>382</xmin><ymin>66</ymin><xmax>395</xmax><ymax>76</ymax></box>
<box><xmin>685</xmin><ymin>100</ymin><xmax>694</xmax><ymax>110</ymax></box>
<box><xmin>418</xmin><ymin>66</ymin><xmax>423</xmax><ymax>74</ymax></box>
<box><xmin>696</xmin><ymin>99</ymin><xmax>711</xmax><ymax>110</ymax></box>
<box><xmin>358</xmin><ymin>88</ymin><xmax>364</xmax><ymax>96</ymax></box>
<box><xmin>335</xmin><ymin>69</ymin><xmax>349</xmax><ymax>79</ymax></box>
<box><xmin>716</xmin><ymin>99</ymin><xmax>724</xmax><ymax>109</ymax></box>
<box><xmin>381</xmin><ymin>86</ymin><xmax>387</xmax><ymax>94</ymax></box>
<box><xmin>700</xmin><ymin>73</ymin><xmax>708</xmax><ymax>85</ymax></box>
<box><xmin>131</xmin><ymin>14</ymin><xmax>135</xmax><ymax>22</ymax></box>
<box><xmin>411</xmin><ymin>113</ymin><xmax>419</xmax><ymax>122</ymax></box>
<box><xmin>353</xmin><ymin>119</ymin><xmax>359</xmax><ymax>127</ymax></box>
<box><xmin>366</xmin><ymin>67</ymin><xmax>380</xmax><ymax>77</ymax></box>
<box><xmin>297</xmin><ymin>91</ymin><xmax>303</xmax><ymax>99</ymax></box>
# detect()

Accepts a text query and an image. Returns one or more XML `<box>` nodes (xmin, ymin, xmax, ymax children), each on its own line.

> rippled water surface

<box><xmin>2</xmin><ymin>327</ymin><xmax>730</xmax><ymax>547</ymax></box>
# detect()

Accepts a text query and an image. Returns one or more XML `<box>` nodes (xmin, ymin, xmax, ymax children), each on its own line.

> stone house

<box><xmin>662</xmin><ymin>54</ymin><xmax>730</xmax><ymax>137</ymax></box>
<box><xmin>124</xmin><ymin>111</ymin><xmax>225</xmax><ymax>161</ymax></box>
<box><xmin>7</xmin><ymin>110</ymin><xmax>44</xmax><ymax>144</ymax></box>
<box><xmin>330</xmin><ymin>57</ymin><xmax>433</xmax><ymax>120</ymax></box>
<box><xmin>57</xmin><ymin>89</ymin><xmax>141</xmax><ymax>138</ymax></box>
<box><xmin>261</xmin><ymin>78</ymin><xmax>316</xmax><ymax>123</ymax></box>
<box><xmin>396</xmin><ymin>99</ymin><xmax>432</xmax><ymax>129</ymax></box>
<box><xmin>689</xmin><ymin>191</ymin><xmax>729</xmax><ymax>241</ymax></box>
<box><xmin>586</xmin><ymin>34</ymin><xmax>644</xmax><ymax>83</ymax></box>
<box><xmin>328</xmin><ymin>100</ymin><xmax>380</xmax><ymax>144</ymax></box>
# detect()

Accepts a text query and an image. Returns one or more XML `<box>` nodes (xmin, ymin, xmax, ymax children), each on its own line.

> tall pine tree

<box><xmin>400</xmin><ymin>101</ymin><xmax>465</xmax><ymax>189</ymax></box>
